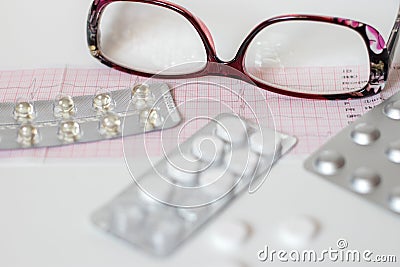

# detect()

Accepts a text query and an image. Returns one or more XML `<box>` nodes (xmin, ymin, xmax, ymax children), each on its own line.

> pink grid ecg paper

<box><xmin>0</xmin><ymin>67</ymin><xmax>399</xmax><ymax>161</ymax></box>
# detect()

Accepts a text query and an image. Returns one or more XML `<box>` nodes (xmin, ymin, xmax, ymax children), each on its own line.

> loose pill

<box><xmin>211</xmin><ymin>219</ymin><xmax>252</xmax><ymax>251</ymax></box>
<box><xmin>278</xmin><ymin>215</ymin><xmax>319</xmax><ymax>247</ymax></box>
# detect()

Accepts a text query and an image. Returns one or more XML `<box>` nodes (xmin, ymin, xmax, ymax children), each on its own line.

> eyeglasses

<box><xmin>87</xmin><ymin>0</ymin><xmax>400</xmax><ymax>99</ymax></box>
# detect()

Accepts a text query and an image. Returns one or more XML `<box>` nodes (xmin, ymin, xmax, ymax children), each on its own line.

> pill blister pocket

<box><xmin>91</xmin><ymin>113</ymin><xmax>297</xmax><ymax>256</ymax></box>
<box><xmin>0</xmin><ymin>83</ymin><xmax>181</xmax><ymax>149</ymax></box>
<box><xmin>304</xmin><ymin>90</ymin><xmax>400</xmax><ymax>215</ymax></box>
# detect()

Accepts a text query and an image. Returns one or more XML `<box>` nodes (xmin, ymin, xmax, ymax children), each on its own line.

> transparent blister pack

<box><xmin>92</xmin><ymin>113</ymin><xmax>297</xmax><ymax>256</ymax></box>
<box><xmin>0</xmin><ymin>83</ymin><xmax>181</xmax><ymax>149</ymax></box>
<box><xmin>304</xmin><ymin>90</ymin><xmax>400</xmax><ymax>215</ymax></box>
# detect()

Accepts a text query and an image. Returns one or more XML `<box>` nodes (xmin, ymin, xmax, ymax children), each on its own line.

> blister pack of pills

<box><xmin>92</xmin><ymin>113</ymin><xmax>297</xmax><ymax>256</ymax></box>
<box><xmin>304</xmin><ymin>90</ymin><xmax>400</xmax><ymax>215</ymax></box>
<box><xmin>0</xmin><ymin>83</ymin><xmax>181</xmax><ymax>149</ymax></box>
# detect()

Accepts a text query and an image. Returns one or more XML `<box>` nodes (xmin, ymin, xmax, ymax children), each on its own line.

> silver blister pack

<box><xmin>0</xmin><ymin>83</ymin><xmax>181</xmax><ymax>149</ymax></box>
<box><xmin>92</xmin><ymin>113</ymin><xmax>297</xmax><ymax>256</ymax></box>
<box><xmin>304</xmin><ymin>90</ymin><xmax>400</xmax><ymax>215</ymax></box>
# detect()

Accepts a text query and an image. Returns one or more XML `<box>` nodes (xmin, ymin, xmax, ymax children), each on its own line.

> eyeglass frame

<box><xmin>87</xmin><ymin>0</ymin><xmax>400</xmax><ymax>100</ymax></box>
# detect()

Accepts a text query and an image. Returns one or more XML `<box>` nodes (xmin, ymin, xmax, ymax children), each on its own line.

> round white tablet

<box><xmin>211</xmin><ymin>219</ymin><xmax>252</xmax><ymax>251</ymax></box>
<box><xmin>112</xmin><ymin>205</ymin><xmax>145</xmax><ymax>234</ymax></box>
<box><xmin>137</xmin><ymin>174</ymin><xmax>173</xmax><ymax>205</ymax></box>
<box><xmin>191</xmin><ymin>134</ymin><xmax>225</xmax><ymax>164</ymax></box>
<box><xmin>224</xmin><ymin>148</ymin><xmax>259</xmax><ymax>177</ymax></box>
<box><xmin>166</xmin><ymin>152</ymin><xmax>201</xmax><ymax>186</ymax></box>
<box><xmin>198</xmin><ymin>167</ymin><xmax>236</xmax><ymax>199</ymax></box>
<box><xmin>278</xmin><ymin>215</ymin><xmax>319</xmax><ymax>247</ymax></box>
<box><xmin>215</xmin><ymin>115</ymin><xmax>248</xmax><ymax>145</ymax></box>
<box><xmin>150</xmin><ymin>215</ymin><xmax>183</xmax><ymax>254</ymax></box>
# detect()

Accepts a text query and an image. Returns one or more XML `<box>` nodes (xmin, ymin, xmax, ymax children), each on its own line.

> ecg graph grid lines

<box><xmin>0</xmin><ymin>69</ymin><xmax>66</xmax><ymax>103</ymax></box>
<box><xmin>0</xmin><ymin>67</ymin><xmax>399</xmax><ymax>159</ymax></box>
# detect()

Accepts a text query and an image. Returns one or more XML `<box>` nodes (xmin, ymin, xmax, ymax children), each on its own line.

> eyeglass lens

<box><xmin>244</xmin><ymin>21</ymin><xmax>370</xmax><ymax>94</ymax></box>
<box><xmin>99</xmin><ymin>2</ymin><xmax>207</xmax><ymax>75</ymax></box>
<box><xmin>98</xmin><ymin>2</ymin><xmax>371</xmax><ymax>95</ymax></box>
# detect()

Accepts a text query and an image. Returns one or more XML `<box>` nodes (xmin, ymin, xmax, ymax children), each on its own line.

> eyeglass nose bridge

<box><xmin>202</xmin><ymin>53</ymin><xmax>247</xmax><ymax>77</ymax></box>
<box><xmin>201</xmin><ymin>59</ymin><xmax>253</xmax><ymax>84</ymax></box>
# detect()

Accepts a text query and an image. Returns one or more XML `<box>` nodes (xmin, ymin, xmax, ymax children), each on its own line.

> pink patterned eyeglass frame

<box><xmin>87</xmin><ymin>0</ymin><xmax>400</xmax><ymax>99</ymax></box>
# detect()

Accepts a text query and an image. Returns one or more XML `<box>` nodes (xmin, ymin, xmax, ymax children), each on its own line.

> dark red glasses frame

<box><xmin>87</xmin><ymin>0</ymin><xmax>400</xmax><ymax>99</ymax></box>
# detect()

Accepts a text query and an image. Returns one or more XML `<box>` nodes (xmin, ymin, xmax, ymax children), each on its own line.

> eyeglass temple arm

<box><xmin>387</xmin><ymin>4</ymin><xmax>400</xmax><ymax>66</ymax></box>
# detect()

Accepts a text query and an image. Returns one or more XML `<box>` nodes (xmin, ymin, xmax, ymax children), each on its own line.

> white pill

<box><xmin>215</xmin><ymin>115</ymin><xmax>248</xmax><ymax>145</ymax></box>
<box><xmin>211</xmin><ymin>220</ymin><xmax>252</xmax><ymax>251</ymax></box>
<box><xmin>250</xmin><ymin>128</ymin><xmax>282</xmax><ymax>157</ymax></box>
<box><xmin>199</xmin><ymin>167</ymin><xmax>236</xmax><ymax>198</ymax></box>
<box><xmin>177</xmin><ymin>206</ymin><xmax>209</xmax><ymax>223</ymax></box>
<box><xmin>111</xmin><ymin>205</ymin><xmax>145</xmax><ymax>234</ymax></box>
<box><xmin>224</xmin><ymin>148</ymin><xmax>259</xmax><ymax>177</ymax></box>
<box><xmin>136</xmin><ymin>173</ymin><xmax>174</xmax><ymax>205</ymax></box>
<box><xmin>166</xmin><ymin>153</ymin><xmax>202</xmax><ymax>186</ymax></box>
<box><xmin>192</xmin><ymin>135</ymin><xmax>225</xmax><ymax>164</ymax></box>
<box><xmin>278</xmin><ymin>215</ymin><xmax>319</xmax><ymax>247</ymax></box>
<box><xmin>150</xmin><ymin>216</ymin><xmax>183</xmax><ymax>255</ymax></box>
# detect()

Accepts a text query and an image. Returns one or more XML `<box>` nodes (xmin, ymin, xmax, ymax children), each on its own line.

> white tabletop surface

<box><xmin>1</xmin><ymin>1</ymin><xmax>400</xmax><ymax>266</ymax></box>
